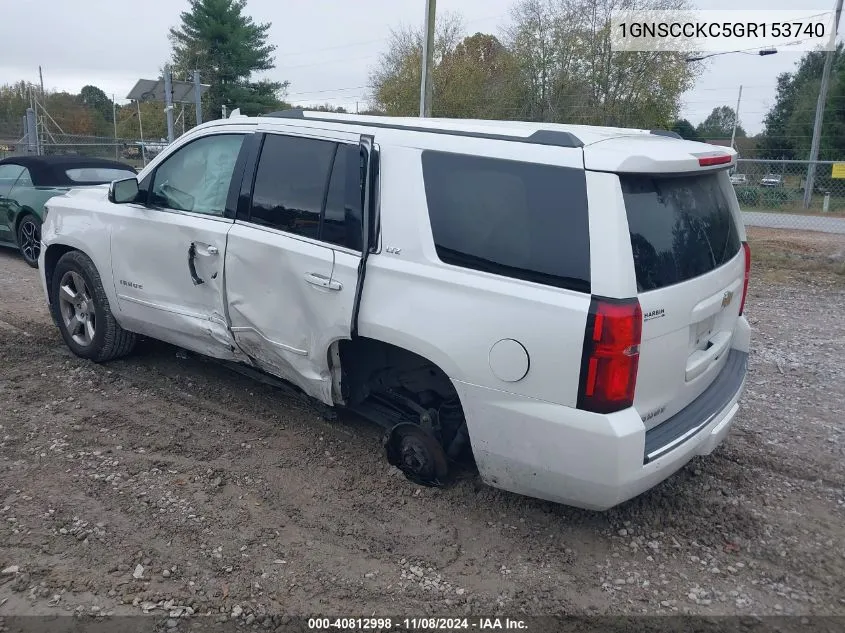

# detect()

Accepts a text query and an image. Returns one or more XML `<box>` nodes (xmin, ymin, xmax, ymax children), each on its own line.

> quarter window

<box><xmin>150</xmin><ymin>134</ymin><xmax>245</xmax><ymax>216</ymax></box>
<box><xmin>421</xmin><ymin>151</ymin><xmax>591</xmax><ymax>293</ymax></box>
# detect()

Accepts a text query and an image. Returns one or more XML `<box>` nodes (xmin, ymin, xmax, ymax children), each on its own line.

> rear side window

<box><xmin>248</xmin><ymin>135</ymin><xmax>363</xmax><ymax>250</ymax></box>
<box><xmin>421</xmin><ymin>151</ymin><xmax>590</xmax><ymax>293</ymax></box>
<box><xmin>65</xmin><ymin>167</ymin><xmax>136</xmax><ymax>183</ymax></box>
<box><xmin>250</xmin><ymin>134</ymin><xmax>336</xmax><ymax>239</ymax></box>
<box><xmin>620</xmin><ymin>173</ymin><xmax>741</xmax><ymax>292</ymax></box>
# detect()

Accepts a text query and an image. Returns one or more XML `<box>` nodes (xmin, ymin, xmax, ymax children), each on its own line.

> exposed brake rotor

<box><xmin>384</xmin><ymin>422</ymin><xmax>449</xmax><ymax>487</ymax></box>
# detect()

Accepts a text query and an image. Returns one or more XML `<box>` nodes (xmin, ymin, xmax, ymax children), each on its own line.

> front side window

<box><xmin>150</xmin><ymin>134</ymin><xmax>245</xmax><ymax>216</ymax></box>
<box><xmin>421</xmin><ymin>151</ymin><xmax>591</xmax><ymax>293</ymax></box>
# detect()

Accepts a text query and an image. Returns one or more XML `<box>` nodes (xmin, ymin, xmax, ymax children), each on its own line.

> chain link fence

<box><xmin>0</xmin><ymin>134</ymin><xmax>169</xmax><ymax>171</ymax></box>
<box><xmin>733</xmin><ymin>159</ymin><xmax>845</xmax><ymax>236</ymax></box>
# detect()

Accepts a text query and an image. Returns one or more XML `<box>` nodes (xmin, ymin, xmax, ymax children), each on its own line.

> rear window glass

<box><xmin>65</xmin><ymin>167</ymin><xmax>136</xmax><ymax>183</ymax></box>
<box><xmin>421</xmin><ymin>151</ymin><xmax>590</xmax><ymax>293</ymax></box>
<box><xmin>620</xmin><ymin>173</ymin><xmax>741</xmax><ymax>292</ymax></box>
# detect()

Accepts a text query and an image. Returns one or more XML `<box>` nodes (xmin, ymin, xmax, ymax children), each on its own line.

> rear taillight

<box><xmin>739</xmin><ymin>241</ymin><xmax>751</xmax><ymax>315</ymax></box>
<box><xmin>577</xmin><ymin>297</ymin><xmax>642</xmax><ymax>414</ymax></box>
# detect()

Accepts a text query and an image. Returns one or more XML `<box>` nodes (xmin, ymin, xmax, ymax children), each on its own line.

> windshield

<box><xmin>620</xmin><ymin>172</ymin><xmax>742</xmax><ymax>292</ymax></box>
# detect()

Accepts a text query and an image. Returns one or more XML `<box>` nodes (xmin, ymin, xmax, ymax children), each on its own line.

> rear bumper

<box><xmin>455</xmin><ymin>350</ymin><xmax>747</xmax><ymax>511</ymax></box>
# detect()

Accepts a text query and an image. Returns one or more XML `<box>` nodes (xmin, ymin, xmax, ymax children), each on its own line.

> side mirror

<box><xmin>108</xmin><ymin>177</ymin><xmax>139</xmax><ymax>204</ymax></box>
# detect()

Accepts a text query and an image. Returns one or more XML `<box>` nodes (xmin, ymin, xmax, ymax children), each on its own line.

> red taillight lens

<box><xmin>739</xmin><ymin>241</ymin><xmax>751</xmax><ymax>315</ymax></box>
<box><xmin>577</xmin><ymin>298</ymin><xmax>643</xmax><ymax>414</ymax></box>
<box><xmin>697</xmin><ymin>154</ymin><xmax>732</xmax><ymax>166</ymax></box>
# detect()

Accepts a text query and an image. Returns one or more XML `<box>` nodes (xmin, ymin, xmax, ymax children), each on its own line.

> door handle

<box><xmin>304</xmin><ymin>272</ymin><xmax>342</xmax><ymax>291</ymax></box>
<box><xmin>188</xmin><ymin>242</ymin><xmax>204</xmax><ymax>285</ymax></box>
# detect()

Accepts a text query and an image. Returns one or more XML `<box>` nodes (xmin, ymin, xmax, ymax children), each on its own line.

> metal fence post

<box><xmin>194</xmin><ymin>70</ymin><xmax>203</xmax><ymax>126</ymax></box>
<box><xmin>25</xmin><ymin>108</ymin><xmax>38</xmax><ymax>154</ymax></box>
<box><xmin>164</xmin><ymin>66</ymin><xmax>175</xmax><ymax>143</ymax></box>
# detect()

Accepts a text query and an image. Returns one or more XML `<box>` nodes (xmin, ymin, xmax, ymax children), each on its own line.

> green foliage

<box><xmin>696</xmin><ymin>105</ymin><xmax>744</xmax><ymax>139</ymax></box>
<box><xmin>758</xmin><ymin>45</ymin><xmax>845</xmax><ymax>160</ymax></box>
<box><xmin>671</xmin><ymin>118</ymin><xmax>699</xmax><ymax>140</ymax></box>
<box><xmin>735</xmin><ymin>186</ymin><xmax>760</xmax><ymax>207</ymax></box>
<box><xmin>116</xmin><ymin>101</ymin><xmax>168</xmax><ymax>140</ymax></box>
<box><xmin>79</xmin><ymin>85</ymin><xmax>113</xmax><ymax>122</ymax></box>
<box><xmin>169</xmin><ymin>0</ymin><xmax>289</xmax><ymax>118</ymax></box>
<box><xmin>370</xmin><ymin>0</ymin><xmax>696</xmax><ymax>128</ymax></box>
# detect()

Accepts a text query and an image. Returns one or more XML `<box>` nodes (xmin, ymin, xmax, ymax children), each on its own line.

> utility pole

<box><xmin>193</xmin><ymin>70</ymin><xmax>203</xmax><ymax>126</ymax></box>
<box><xmin>804</xmin><ymin>0</ymin><xmax>843</xmax><ymax>209</ymax></box>
<box><xmin>163</xmin><ymin>65</ymin><xmax>175</xmax><ymax>143</ymax></box>
<box><xmin>112</xmin><ymin>94</ymin><xmax>119</xmax><ymax>160</ymax></box>
<box><xmin>730</xmin><ymin>85</ymin><xmax>743</xmax><ymax>150</ymax></box>
<box><xmin>419</xmin><ymin>0</ymin><xmax>436</xmax><ymax>117</ymax></box>
<box><xmin>38</xmin><ymin>66</ymin><xmax>44</xmax><ymax>95</ymax></box>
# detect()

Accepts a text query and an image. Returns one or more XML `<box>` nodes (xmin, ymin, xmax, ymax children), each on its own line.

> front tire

<box><xmin>17</xmin><ymin>214</ymin><xmax>41</xmax><ymax>268</ymax></box>
<box><xmin>51</xmin><ymin>250</ymin><xmax>136</xmax><ymax>362</ymax></box>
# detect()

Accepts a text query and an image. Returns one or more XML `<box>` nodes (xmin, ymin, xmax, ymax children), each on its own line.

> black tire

<box><xmin>50</xmin><ymin>250</ymin><xmax>136</xmax><ymax>362</ymax></box>
<box><xmin>16</xmin><ymin>213</ymin><xmax>41</xmax><ymax>268</ymax></box>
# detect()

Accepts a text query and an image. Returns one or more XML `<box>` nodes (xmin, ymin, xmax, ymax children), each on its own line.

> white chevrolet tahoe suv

<box><xmin>39</xmin><ymin>110</ymin><xmax>751</xmax><ymax>510</ymax></box>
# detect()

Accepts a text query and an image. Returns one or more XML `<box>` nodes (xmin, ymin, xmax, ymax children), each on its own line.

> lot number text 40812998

<box><xmin>307</xmin><ymin>617</ymin><xmax>529</xmax><ymax>630</ymax></box>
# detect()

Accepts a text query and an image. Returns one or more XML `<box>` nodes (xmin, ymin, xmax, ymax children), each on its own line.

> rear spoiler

<box><xmin>583</xmin><ymin>137</ymin><xmax>737</xmax><ymax>174</ymax></box>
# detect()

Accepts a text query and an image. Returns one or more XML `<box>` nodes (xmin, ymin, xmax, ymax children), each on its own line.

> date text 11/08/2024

<box><xmin>307</xmin><ymin>617</ymin><xmax>529</xmax><ymax>630</ymax></box>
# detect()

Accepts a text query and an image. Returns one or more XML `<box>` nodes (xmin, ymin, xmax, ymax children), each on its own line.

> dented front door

<box><xmin>110</xmin><ymin>132</ymin><xmax>247</xmax><ymax>358</ymax></box>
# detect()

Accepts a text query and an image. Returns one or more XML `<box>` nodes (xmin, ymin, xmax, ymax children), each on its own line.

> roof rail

<box><xmin>265</xmin><ymin>109</ymin><xmax>584</xmax><ymax>148</ymax></box>
<box><xmin>649</xmin><ymin>129</ymin><xmax>682</xmax><ymax>139</ymax></box>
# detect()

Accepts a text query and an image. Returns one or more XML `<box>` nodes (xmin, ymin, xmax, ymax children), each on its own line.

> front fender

<box><xmin>41</xmin><ymin>204</ymin><xmax>118</xmax><ymax>322</ymax></box>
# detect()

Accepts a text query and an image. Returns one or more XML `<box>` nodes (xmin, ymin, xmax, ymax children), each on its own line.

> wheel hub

<box><xmin>58</xmin><ymin>271</ymin><xmax>96</xmax><ymax>347</ymax></box>
<box><xmin>384</xmin><ymin>423</ymin><xmax>449</xmax><ymax>487</ymax></box>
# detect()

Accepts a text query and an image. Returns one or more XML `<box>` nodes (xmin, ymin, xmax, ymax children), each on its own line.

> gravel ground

<box><xmin>0</xmin><ymin>230</ymin><xmax>843</xmax><ymax>624</ymax></box>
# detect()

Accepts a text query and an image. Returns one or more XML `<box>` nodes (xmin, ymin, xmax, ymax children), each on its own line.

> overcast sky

<box><xmin>0</xmin><ymin>0</ymin><xmax>837</xmax><ymax>134</ymax></box>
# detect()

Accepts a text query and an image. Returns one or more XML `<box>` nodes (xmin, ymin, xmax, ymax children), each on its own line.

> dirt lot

<box><xmin>1</xmin><ymin>228</ymin><xmax>844</xmax><ymax>624</ymax></box>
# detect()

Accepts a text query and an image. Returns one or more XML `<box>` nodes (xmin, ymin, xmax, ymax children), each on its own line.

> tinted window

<box><xmin>250</xmin><ymin>134</ymin><xmax>336</xmax><ymax>238</ymax></box>
<box><xmin>322</xmin><ymin>144</ymin><xmax>363</xmax><ymax>251</ymax></box>
<box><xmin>151</xmin><ymin>134</ymin><xmax>244</xmax><ymax>216</ymax></box>
<box><xmin>421</xmin><ymin>151</ymin><xmax>590</xmax><ymax>292</ymax></box>
<box><xmin>65</xmin><ymin>167</ymin><xmax>135</xmax><ymax>183</ymax></box>
<box><xmin>620</xmin><ymin>173</ymin><xmax>741</xmax><ymax>292</ymax></box>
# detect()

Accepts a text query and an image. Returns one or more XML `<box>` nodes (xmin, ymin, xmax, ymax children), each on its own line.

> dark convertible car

<box><xmin>0</xmin><ymin>155</ymin><xmax>136</xmax><ymax>267</ymax></box>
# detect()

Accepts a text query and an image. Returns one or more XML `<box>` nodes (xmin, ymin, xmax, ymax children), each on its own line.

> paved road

<box><xmin>743</xmin><ymin>210</ymin><xmax>845</xmax><ymax>234</ymax></box>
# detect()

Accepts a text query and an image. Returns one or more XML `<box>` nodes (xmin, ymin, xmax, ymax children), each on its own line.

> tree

<box><xmin>116</xmin><ymin>101</ymin><xmax>168</xmax><ymax>140</ymax></box>
<box><xmin>758</xmin><ymin>45</ymin><xmax>845</xmax><ymax>160</ymax></box>
<box><xmin>696</xmin><ymin>105</ymin><xmax>744</xmax><ymax>139</ymax></box>
<box><xmin>437</xmin><ymin>33</ymin><xmax>527</xmax><ymax>119</ymax></box>
<box><xmin>169</xmin><ymin>0</ymin><xmax>289</xmax><ymax>118</ymax></box>
<box><xmin>79</xmin><ymin>85</ymin><xmax>113</xmax><ymax>121</ymax></box>
<box><xmin>504</xmin><ymin>0</ymin><xmax>696</xmax><ymax>127</ymax></box>
<box><xmin>671</xmin><ymin>118</ymin><xmax>699</xmax><ymax>140</ymax></box>
<box><xmin>370</xmin><ymin>12</ymin><xmax>465</xmax><ymax>116</ymax></box>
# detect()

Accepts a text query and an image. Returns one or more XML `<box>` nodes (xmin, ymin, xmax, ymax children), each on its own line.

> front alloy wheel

<box><xmin>57</xmin><ymin>271</ymin><xmax>96</xmax><ymax>347</ymax></box>
<box><xmin>17</xmin><ymin>215</ymin><xmax>41</xmax><ymax>267</ymax></box>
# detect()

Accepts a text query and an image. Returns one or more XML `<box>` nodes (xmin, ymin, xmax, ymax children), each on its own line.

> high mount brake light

<box><xmin>697</xmin><ymin>154</ymin><xmax>732</xmax><ymax>167</ymax></box>
<box><xmin>577</xmin><ymin>298</ymin><xmax>642</xmax><ymax>414</ymax></box>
